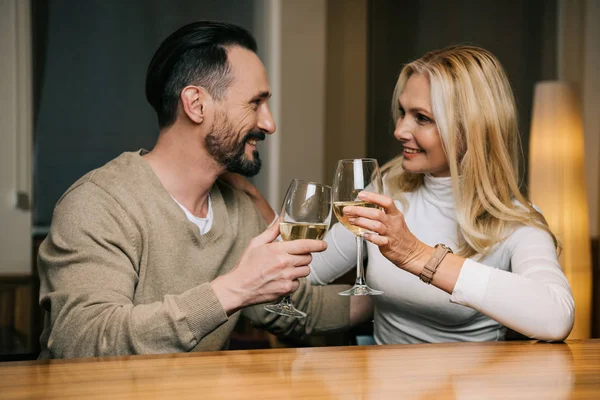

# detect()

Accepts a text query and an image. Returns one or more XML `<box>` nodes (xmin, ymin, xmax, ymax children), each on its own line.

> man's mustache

<box><xmin>243</xmin><ymin>131</ymin><xmax>266</xmax><ymax>143</ymax></box>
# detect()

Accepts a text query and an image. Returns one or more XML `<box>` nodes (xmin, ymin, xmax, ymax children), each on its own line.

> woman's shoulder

<box><xmin>501</xmin><ymin>220</ymin><xmax>556</xmax><ymax>254</ymax></box>
<box><xmin>510</xmin><ymin>197</ymin><xmax>542</xmax><ymax>213</ymax></box>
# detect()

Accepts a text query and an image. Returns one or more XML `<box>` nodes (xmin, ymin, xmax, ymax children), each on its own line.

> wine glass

<box><xmin>333</xmin><ymin>158</ymin><xmax>384</xmax><ymax>296</ymax></box>
<box><xmin>264</xmin><ymin>179</ymin><xmax>332</xmax><ymax>318</ymax></box>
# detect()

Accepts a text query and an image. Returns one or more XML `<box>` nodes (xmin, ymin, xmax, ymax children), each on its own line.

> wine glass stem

<box><xmin>280</xmin><ymin>294</ymin><xmax>293</xmax><ymax>306</ymax></box>
<box><xmin>355</xmin><ymin>235</ymin><xmax>366</xmax><ymax>286</ymax></box>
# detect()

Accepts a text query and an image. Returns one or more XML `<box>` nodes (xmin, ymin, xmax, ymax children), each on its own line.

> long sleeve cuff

<box><xmin>311</xmin><ymin>284</ymin><xmax>352</xmax><ymax>331</ymax></box>
<box><xmin>449</xmin><ymin>259</ymin><xmax>493</xmax><ymax>307</ymax></box>
<box><xmin>175</xmin><ymin>282</ymin><xmax>229</xmax><ymax>340</ymax></box>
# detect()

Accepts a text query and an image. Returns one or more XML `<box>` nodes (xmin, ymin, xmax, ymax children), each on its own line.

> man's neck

<box><xmin>143</xmin><ymin>126</ymin><xmax>223</xmax><ymax>218</ymax></box>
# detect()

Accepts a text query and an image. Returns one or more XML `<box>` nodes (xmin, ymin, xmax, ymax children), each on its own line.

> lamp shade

<box><xmin>529</xmin><ymin>81</ymin><xmax>592</xmax><ymax>339</ymax></box>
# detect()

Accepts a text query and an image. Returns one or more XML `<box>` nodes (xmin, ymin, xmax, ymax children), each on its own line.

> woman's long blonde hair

<box><xmin>381</xmin><ymin>45</ymin><xmax>557</xmax><ymax>258</ymax></box>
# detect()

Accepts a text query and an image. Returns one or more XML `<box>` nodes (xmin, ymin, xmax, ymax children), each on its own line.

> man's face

<box><xmin>205</xmin><ymin>46</ymin><xmax>275</xmax><ymax>177</ymax></box>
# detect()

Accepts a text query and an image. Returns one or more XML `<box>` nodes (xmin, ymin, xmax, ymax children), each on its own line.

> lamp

<box><xmin>529</xmin><ymin>81</ymin><xmax>592</xmax><ymax>339</ymax></box>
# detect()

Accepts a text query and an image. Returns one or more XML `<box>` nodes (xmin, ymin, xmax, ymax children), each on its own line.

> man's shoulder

<box><xmin>51</xmin><ymin>151</ymin><xmax>151</xmax><ymax>221</ymax></box>
<box><xmin>61</xmin><ymin>151</ymin><xmax>147</xmax><ymax>201</ymax></box>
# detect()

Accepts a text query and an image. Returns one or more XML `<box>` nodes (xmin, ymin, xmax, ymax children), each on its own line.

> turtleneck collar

<box><xmin>422</xmin><ymin>174</ymin><xmax>455</xmax><ymax>208</ymax></box>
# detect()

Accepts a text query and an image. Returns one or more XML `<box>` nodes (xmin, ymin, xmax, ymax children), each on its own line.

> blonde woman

<box><xmin>307</xmin><ymin>45</ymin><xmax>574</xmax><ymax>343</ymax></box>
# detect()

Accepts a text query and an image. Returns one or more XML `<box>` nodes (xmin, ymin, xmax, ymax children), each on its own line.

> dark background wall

<box><xmin>32</xmin><ymin>0</ymin><xmax>257</xmax><ymax>228</ymax></box>
<box><xmin>366</xmin><ymin>0</ymin><xmax>557</xmax><ymax>188</ymax></box>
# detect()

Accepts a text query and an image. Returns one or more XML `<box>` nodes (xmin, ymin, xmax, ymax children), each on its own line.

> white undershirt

<box><xmin>172</xmin><ymin>195</ymin><xmax>214</xmax><ymax>235</ymax></box>
<box><xmin>308</xmin><ymin>174</ymin><xmax>575</xmax><ymax>343</ymax></box>
<box><xmin>173</xmin><ymin>194</ymin><xmax>279</xmax><ymax>235</ymax></box>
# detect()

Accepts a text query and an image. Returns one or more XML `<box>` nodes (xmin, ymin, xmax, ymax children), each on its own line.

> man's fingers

<box><xmin>289</xmin><ymin>266</ymin><xmax>311</xmax><ymax>280</ymax></box>
<box><xmin>286</xmin><ymin>254</ymin><xmax>313</xmax><ymax>267</ymax></box>
<box><xmin>290</xmin><ymin>279</ymin><xmax>301</xmax><ymax>293</ymax></box>
<box><xmin>252</xmin><ymin>217</ymin><xmax>281</xmax><ymax>245</ymax></box>
<box><xmin>280</xmin><ymin>239</ymin><xmax>327</xmax><ymax>255</ymax></box>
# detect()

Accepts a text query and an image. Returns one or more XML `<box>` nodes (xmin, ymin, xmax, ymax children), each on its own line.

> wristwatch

<box><xmin>419</xmin><ymin>244</ymin><xmax>453</xmax><ymax>284</ymax></box>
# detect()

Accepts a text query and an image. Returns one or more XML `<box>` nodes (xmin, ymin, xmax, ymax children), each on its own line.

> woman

<box><xmin>307</xmin><ymin>44</ymin><xmax>574</xmax><ymax>343</ymax></box>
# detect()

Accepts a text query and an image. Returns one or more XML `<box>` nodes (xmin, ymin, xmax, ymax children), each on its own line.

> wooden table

<box><xmin>1</xmin><ymin>340</ymin><xmax>599</xmax><ymax>399</ymax></box>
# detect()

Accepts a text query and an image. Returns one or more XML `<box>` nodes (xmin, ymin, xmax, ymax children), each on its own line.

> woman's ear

<box><xmin>180</xmin><ymin>85</ymin><xmax>212</xmax><ymax>124</ymax></box>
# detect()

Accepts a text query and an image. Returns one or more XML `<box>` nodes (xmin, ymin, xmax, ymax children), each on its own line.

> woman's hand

<box><xmin>343</xmin><ymin>191</ymin><xmax>429</xmax><ymax>272</ymax></box>
<box><xmin>219</xmin><ymin>172</ymin><xmax>276</xmax><ymax>225</ymax></box>
<box><xmin>219</xmin><ymin>172</ymin><xmax>259</xmax><ymax>198</ymax></box>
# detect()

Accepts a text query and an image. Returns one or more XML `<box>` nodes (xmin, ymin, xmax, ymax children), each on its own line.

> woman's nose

<box><xmin>393</xmin><ymin>118</ymin><xmax>412</xmax><ymax>142</ymax></box>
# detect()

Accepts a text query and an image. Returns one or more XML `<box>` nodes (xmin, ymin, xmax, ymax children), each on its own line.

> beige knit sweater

<box><xmin>37</xmin><ymin>151</ymin><xmax>350</xmax><ymax>359</ymax></box>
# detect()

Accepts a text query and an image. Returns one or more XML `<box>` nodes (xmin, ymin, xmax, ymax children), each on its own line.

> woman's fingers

<box><xmin>363</xmin><ymin>232</ymin><xmax>389</xmax><ymax>247</ymax></box>
<box><xmin>348</xmin><ymin>216</ymin><xmax>388</xmax><ymax>235</ymax></box>
<box><xmin>343</xmin><ymin>204</ymin><xmax>385</xmax><ymax>220</ymax></box>
<box><xmin>357</xmin><ymin>191</ymin><xmax>401</xmax><ymax>215</ymax></box>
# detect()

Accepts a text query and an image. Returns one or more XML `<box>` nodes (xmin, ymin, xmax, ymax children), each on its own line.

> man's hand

<box><xmin>210</xmin><ymin>221</ymin><xmax>327</xmax><ymax>315</ymax></box>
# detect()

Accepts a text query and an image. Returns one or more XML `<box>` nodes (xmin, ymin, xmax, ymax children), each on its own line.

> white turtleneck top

<box><xmin>308</xmin><ymin>174</ymin><xmax>574</xmax><ymax>343</ymax></box>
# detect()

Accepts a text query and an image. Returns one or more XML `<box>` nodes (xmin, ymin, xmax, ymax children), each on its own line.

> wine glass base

<box><xmin>338</xmin><ymin>285</ymin><xmax>384</xmax><ymax>296</ymax></box>
<box><xmin>264</xmin><ymin>304</ymin><xmax>307</xmax><ymax>318</ymax></box>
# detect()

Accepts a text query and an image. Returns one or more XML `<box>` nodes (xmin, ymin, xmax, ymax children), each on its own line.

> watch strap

<box><xmin>419</xmin><ymin>244</ymin><xmax>453</xmax><ymax>284</ymax></box>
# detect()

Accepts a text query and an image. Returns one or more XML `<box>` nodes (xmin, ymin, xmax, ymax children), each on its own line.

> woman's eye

<box><xmin>398</xmin><ymin>107</ymin><xmax>405</xmax><ymax>117</ymax></box>
<box><xmin>416</xmin><ymin>114</ymin><xmax>430</xmax><ymax>124</ymax></box>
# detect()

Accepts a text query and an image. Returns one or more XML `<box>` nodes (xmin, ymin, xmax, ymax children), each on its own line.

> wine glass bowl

<box><xmin>264</xmin><ymin>179</ymin><xmax>332</xmax><ymax>318</ymax></box>
<box><xmin>332</xmin><ymin>159</ymin><xmax>384</xmax><ymax>296</ymax></box>
<box><xmin>332</xmin><ymin>201</ymin><xmax>381</xmax><ymax>237</ymax></box>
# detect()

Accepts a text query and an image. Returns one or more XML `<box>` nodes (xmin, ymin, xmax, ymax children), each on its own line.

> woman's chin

<box><xmin>401</xmin><ymin>160</ymin><xmax>424</xmax><ymax>174</ymax></box>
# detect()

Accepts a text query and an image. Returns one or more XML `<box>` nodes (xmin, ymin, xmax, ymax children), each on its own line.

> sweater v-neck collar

<box><xmin>132</xmin><ymin>149</ymin><xmax>228</xmax><ymax>244</ymax></box>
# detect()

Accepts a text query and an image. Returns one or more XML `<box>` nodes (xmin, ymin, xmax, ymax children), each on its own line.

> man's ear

<box><xmin>180</xmin><ymin>85</ymin><xmax>212</xmax><ymax>124</ymax></box>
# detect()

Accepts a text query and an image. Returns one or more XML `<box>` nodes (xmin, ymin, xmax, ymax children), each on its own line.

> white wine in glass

<box><xmin>264</xmin><ymin>179</ymin><xmax>332</xmax><ymax>318</ymax></box>
<box><xmin>332</xmin><ymin>201</ymin><xmax>381</xmax><ymax>236</ymax></box>
<box><xmin>279</xmin><ymin>222</ymin><xmax>328</xmax><ymax>241</ymax></box>
<box><xmin>333</xmin><ymin>158</ymin><xmax>384</xmax><ymax>296</ymax></box>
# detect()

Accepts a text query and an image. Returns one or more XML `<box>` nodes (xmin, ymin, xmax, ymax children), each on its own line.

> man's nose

<box><xmin>258</xmin><ymin>103</ymin><xmax>276</xmax><ymax>134</ymax></box>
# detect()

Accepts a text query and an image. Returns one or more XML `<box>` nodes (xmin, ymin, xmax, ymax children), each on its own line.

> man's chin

<box><xmin>227</xmin><ymin>153</ymin><xmax>262</xmax><ymax>177</ymax></box>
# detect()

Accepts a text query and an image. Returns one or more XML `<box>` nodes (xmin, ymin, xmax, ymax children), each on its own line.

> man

<box><xmin>37</xmin><ymin>21</ymin><xmax>359</xmax><ymax>359</ymax></box>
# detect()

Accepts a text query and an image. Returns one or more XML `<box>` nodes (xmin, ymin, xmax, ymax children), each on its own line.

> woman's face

<box><xmin>394</xmin><ymin>73</ymin><xmax>450</xmax><ymax>177</ymax></box>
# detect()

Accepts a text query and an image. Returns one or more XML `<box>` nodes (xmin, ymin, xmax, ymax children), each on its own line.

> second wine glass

<box><xmin>264</xmin><ymin>179</ymin><xmax>332</xmax><ymax>318</ymax></box>
<box><xmin>333</xmin><ymin>158</ymin><xmax>384</xmax><ymax>296</ymax></box>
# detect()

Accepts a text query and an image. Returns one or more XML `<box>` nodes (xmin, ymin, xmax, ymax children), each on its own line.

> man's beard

<box><xmin>205</xmin><ymin>111</ymin><xmax>265</xmax><ymax>177</ymax></box>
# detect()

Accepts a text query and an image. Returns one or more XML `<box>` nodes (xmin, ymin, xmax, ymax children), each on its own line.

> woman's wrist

<box><xmin>404</xmin><ymin>243</ymin><xmax>435</xmax><ymax>276</ymax></box>
<box><xmin>250</xmin><ymin>191</ymin><xmax>276</xmax><ymax>225</ymax></box>
<box><xmin>242</xmin><ymin>184</ymin><xmax>261</xmax><ymax>200</ymax></box>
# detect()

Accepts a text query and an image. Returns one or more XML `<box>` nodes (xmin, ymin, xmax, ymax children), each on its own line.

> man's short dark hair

<box><xmin>145</xmin><ymin>21</ymin><xmax>258</xmax><ymax>128</ymax></box>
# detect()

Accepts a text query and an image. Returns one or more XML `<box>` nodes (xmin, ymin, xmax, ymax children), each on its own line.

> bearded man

<box><xmin>37</xmin><ymin>21</ymin><xmax>360</xmax><ymax>359</ymax></box>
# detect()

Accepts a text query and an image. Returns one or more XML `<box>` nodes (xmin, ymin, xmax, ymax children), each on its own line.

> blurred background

<box><xmin>1</xmin><ymin>0</ymin><xmax>598</xmax><ymax>359</ymax></box>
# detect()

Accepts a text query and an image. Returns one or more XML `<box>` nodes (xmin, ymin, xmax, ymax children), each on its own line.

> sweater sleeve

<box><xmin>242</xmin><ymin>279</ymin><xmax>351</xmax><ymax>338</ymax></box>
<box><xmin>449</xmin><ymin>225</ymin><xmax>575</xmax><ymax>341</ymax></box>
<box><xmin>38</xmin><ymin>182</ymin><xmax>228</xmax><ymax>358</ymax></box>
<box><xmin>307</xmin><ymin>222</ymin><xmax>360</xmax><ymax>285</ymax></box>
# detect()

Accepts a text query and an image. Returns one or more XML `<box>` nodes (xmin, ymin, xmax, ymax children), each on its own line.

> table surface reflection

<box><xmin>1</xmin><ymin>340</ymin><xmax>599</xmax><ymax>399</ymax></box>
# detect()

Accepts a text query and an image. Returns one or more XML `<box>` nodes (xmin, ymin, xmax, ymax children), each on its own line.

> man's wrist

<box><xmin>210</xmin><ymin>274</ymin><xmax>246</xmax><ymax>316</ymax></box>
